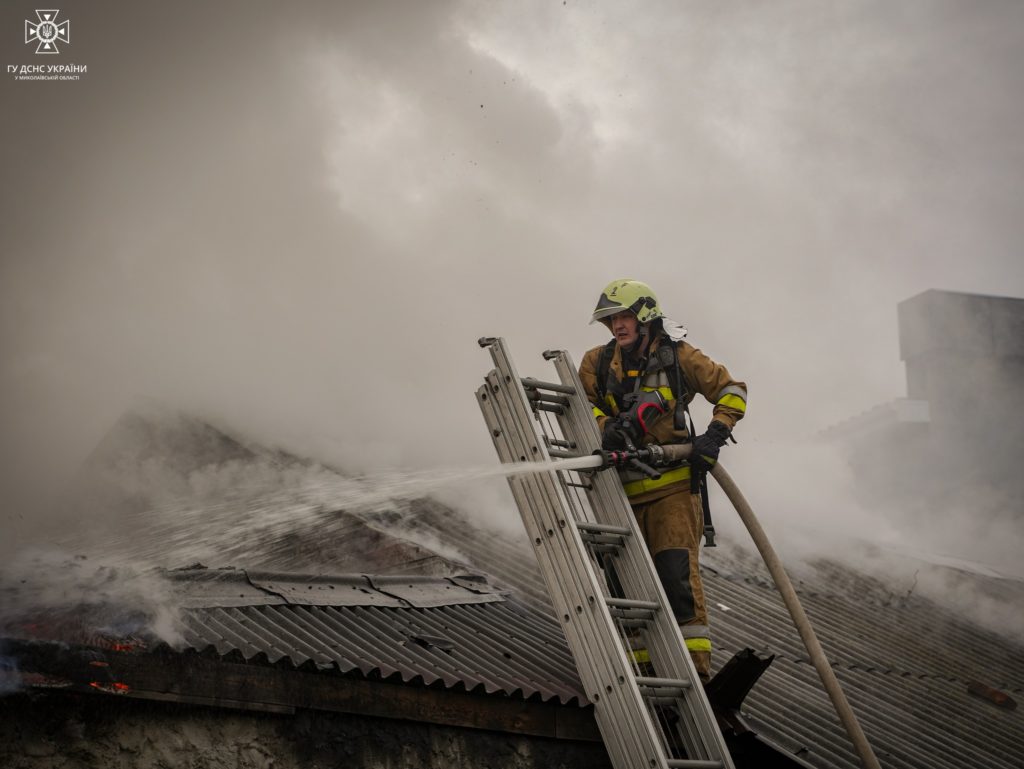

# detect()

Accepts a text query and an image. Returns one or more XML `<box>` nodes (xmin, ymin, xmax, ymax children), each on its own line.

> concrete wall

<box><xmin>824</xmin><ymin>290</ymin><xmax>1024</xmax><ymax>563</ymax></box>
<box><xmin>897</xmin><ymin>290</ymin><xmax>1024</xmax><ymax>500</ymax></box>
<box><xmin>0</xmin><ymin>693</ymin><xmax>612</xmax><ymax>769</ymax></box>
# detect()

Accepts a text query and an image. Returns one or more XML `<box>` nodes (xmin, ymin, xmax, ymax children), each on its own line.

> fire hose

<box><xmin>592</xmin><ymin>444</ymin><xmax>883</xmax><ymax>769</ymax></box>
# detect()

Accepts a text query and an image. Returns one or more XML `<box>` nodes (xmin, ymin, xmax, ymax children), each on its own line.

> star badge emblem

<box><xmin>25</xmin><ymin>9</ymin><xmax>70</xmax><ymax>55</ymax></box>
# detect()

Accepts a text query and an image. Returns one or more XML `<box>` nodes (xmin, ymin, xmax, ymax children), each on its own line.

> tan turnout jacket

<box><xmin>580</xmin><ymin>333</ymin><xmax>747</xmax><ymax>498</ymax></box>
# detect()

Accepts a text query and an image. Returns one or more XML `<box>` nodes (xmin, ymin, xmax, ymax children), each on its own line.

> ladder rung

<box><xmin>608</xmin><ymin>607</ymin><xmax>653</xmax><ymax>619</ymax></box>
<box><xmin>641</xmin><ymin>686</ymin><xmax>686</xmax><ymax>698</ymax></box>
<box><xmin>527</xmin><ymin>390</ymin><xmax>570</xmax><ymax>406</ymax></box>
<box><xmin>579</xmin><ymin>532</ymin><xmax>625</xmax><ymax>545</ymax></box>
<box><xmin>564</xmin><ymin>481</ymin><xmax>593</xmax><ymax>490</ymax></box>
<box><xmin>533</xmin><ymin>402</ymin><xmax>565</xmax><ymax>415</ymax></box>
<box><xmin>589</xmin><ymin>545</ymin><xmax>622</xmax><ymax>555</ymax></box>
<box><xmin>577</xmin><ymin>522</ymin><xmax>631</xmax><ymax>536</ymax></box>
<box><xmin>666</xmin><ymin>761</ymin><xmax>724</xmax><ymax>769</ymax></box>
<box><xmin>636</xmin><ymin>676</ymin><xmax>693</xmax><ymax>690</ymax></box>
<box><xmin>607</xmin><ymin>598</ymin><xmax>659</xmax><ymax>611</ymax></box>
<box><xmin>548</xmin><ymin>448</ymin><xmax>583</xmax><ymax>459</ymax></box>
<box><xmin>521</xmin><ymin>376</ymin><xmax>575</xmax><ymax>394</ymax></box>
<box><xmin>545</xmin><ymin>438</ymin><xmax>577</xmax><ymax>449</ymax></box>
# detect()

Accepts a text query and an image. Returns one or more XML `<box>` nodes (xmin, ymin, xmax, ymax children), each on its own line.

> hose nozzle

<box><xmin>594</xmin><ymin>448</ymin><xmax>662</xmax><ymax>480</ymax></box>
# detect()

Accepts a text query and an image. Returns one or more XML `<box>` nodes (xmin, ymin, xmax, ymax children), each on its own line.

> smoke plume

<box><xmin>2</xmin><ymin>1</ymin><xmax>1023</xmax><ymax>634</ymax></box>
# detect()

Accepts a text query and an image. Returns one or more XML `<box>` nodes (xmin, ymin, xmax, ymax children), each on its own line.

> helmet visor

<box><xmin>590</xmin><ymin>293</ymin><xmax>627</xmax><ymax>324</ymax></box>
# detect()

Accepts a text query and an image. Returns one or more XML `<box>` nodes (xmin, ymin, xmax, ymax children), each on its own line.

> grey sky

<box><xmin>2</xmin><ymin>2</ymin><xmax>1023</xmax><ymax>566</ymax></box>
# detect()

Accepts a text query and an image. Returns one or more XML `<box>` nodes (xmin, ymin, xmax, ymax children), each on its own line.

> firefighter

<box><xmin>579</xmin><ymin>278</ymin><xmax>747</xmax><ymax>682</ymax></box>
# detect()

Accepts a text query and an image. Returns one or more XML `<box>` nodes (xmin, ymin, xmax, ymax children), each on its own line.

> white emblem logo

<box><xmin>25</xmin><ymin>9</ymin><xmax>70</xmax><ymax>54</ymax></box>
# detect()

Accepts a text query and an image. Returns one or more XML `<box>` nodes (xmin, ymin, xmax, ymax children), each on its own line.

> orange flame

<box><xmin>89</xmin><ymin>681</ymin><xmax>130</xmax><ymax>694</ymax></box>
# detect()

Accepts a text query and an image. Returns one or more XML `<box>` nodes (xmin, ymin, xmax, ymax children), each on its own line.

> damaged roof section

<box><xmin>167</xmin><ymin>567</ymin><xmax>585</xmax><ymax>705</ymax></box>
<box><xmin>168</xmin><ymin>568</ymin><xmax>505</xmax><ymax>609</ymax></box>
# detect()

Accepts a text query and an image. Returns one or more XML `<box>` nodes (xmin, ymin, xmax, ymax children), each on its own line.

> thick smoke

<box><xmin>0</xmin><ymin>549</ymin><xmax>186</xmax><ymax>648</ymax></box>
<box><xmin>2</xmin><ymin>1</ymin><xmax>1023</xmax><ymax>634</ymax></box>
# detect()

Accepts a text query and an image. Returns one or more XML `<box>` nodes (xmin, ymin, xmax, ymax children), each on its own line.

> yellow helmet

<box><xmin>590</xmin><ymin>279</ymin><xmax>664</xmax><ymax>325</ymax></box>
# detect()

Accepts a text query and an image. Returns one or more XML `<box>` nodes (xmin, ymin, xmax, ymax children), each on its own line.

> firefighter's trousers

<box><xmin>630</xmin><ymin>486</ymin><xmax>711</xmax><ymax>680</ymax></box>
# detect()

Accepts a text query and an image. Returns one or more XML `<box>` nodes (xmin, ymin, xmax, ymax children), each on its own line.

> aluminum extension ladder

<box><xmin>476</xmin><ymin>337</ymin><xmax>735</xmax><ymax>769</ymax></box>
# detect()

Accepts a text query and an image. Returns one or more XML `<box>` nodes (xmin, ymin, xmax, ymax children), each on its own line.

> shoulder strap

<box><xmin>595</xmin><ymin>339</ymin><xmax>617</xmax><ymax>405</ymax></box>
<box><xmin>661</xmin><ymin>337</ymin><xmax>692</xmax><ymax>432</ymax></box>
<box><xmin>661</xmin><ymin>338</ymin><xmax>717</xmax><ymax>545</ymax></box>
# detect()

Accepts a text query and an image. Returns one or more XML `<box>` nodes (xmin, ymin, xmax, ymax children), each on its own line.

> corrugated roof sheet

<box><xmin>168</xmin><ymin>568</ymin><xmax>585</xmax><ymax>705</ymax></box>
<box><xmin>157</xmin><ymin>552</ymin><xmax>1024</xmax><ymax>769</ymax></box>
<box><xmin>704</xmin><ymin>556</ymin><xmax>1024</xmax><ymax>769</ymax></box>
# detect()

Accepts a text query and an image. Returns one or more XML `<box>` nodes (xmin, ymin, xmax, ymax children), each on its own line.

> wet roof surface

<box><xmin>158</xmin><ymin>548</ymin><xmax>1024</xmax><ymax>769</ymax></box>
<box><xmin>167</xmin><ymin>568</ymin><xmax>585</xmax><ymax>705</ymax></box>
<box><xmin>702</xmin><ymin>557</ymin><xmax>1024</xmax><ymax>769</ymax></box>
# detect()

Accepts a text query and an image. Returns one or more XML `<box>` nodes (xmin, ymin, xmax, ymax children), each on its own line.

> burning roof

<box><xmin>3</xmin><ymin>407</ymin><xmax>1022</xmax><ymax>768</ymax></box>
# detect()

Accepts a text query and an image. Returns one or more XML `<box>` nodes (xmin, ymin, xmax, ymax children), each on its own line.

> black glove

<box><xmin>690</xmin><ymin>421</ymin><xmax>732</xmax><ymax>492</ymax></box>
<box><xmin>598</xmin><ymin>421</ymin><xmax>626</xmax><ymax>450</ymax></box>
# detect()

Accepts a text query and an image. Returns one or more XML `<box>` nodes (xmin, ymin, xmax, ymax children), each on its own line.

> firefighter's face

<box><xmin>609</xmin><ymin>311</ymin><xmax>640</xmax><ymax>347</ymax></box>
